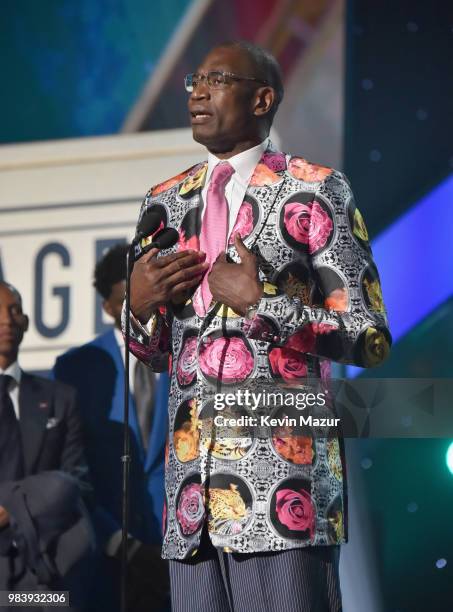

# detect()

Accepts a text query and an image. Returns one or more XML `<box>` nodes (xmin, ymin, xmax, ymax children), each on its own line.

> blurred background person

<box><xmin>0</xmin><ymin>281</ymin><xmax>93</xmax><ymax>612</ymax></box>
<box><xmin>53</xmin><ymin>245</ymin><xmax>170</xmax><ymax>612</ymax></box>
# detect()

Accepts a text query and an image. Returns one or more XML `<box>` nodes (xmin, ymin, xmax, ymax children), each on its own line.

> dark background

<box><xmin>345</xmin><ymin>2</ymin><xmax>453</xmax><ymax>610</ymax></box>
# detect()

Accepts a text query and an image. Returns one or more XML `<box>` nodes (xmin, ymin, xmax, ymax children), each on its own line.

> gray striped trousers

<box><xmin>168</xmin><ymin>526</ymin><xmax>342</xmax><ymax>612</ymax></box>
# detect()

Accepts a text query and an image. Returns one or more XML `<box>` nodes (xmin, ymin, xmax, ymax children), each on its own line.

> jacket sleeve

<box><xmin>243</xmin><ymin>171</ymin><xmax>392</xmax><ymax>368</ymax></box>
<box><xmin>121</xmin><ymin>189</ymin><xmax>171</xmax><ymax>371</ymax></box>
<box><xmin>121</xmin><ymin>305</ymin><xmax>171</xmax><ymax>372</ymax></box>
<box><xmin>57</xmin><ymin>384</ymin><xmax>92</xmax><ymax>495</ymax></box>
<box><xmin>53</xmin><ymin>353</ymin><xmax>122</xmax><ymax>547</ymax></box>
<box><xmin>0</xmin><ymin>472</ymin><xmax>94</xmax><ymax>583</ymax></box>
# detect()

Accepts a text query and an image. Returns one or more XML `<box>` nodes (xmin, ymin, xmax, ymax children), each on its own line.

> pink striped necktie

<box><xmin>195</xmin><ymin>161</ymin><xmax>235</xmax><ymax>316</ymax></box>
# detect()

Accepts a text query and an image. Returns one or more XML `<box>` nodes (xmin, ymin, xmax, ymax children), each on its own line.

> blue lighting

<box><xmin>446</xmin><ymin>441</ymin><xmax>453</xmax><ymax>475</ymax></box>
<box><xmin>347</xmin><ymin>174</ymin><xmax>453</xmax><ymax>378</ymax></box>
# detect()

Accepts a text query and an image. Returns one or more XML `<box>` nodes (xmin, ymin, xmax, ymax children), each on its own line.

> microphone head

<box><xmin>152</xmin><ymin>227</ymin><xmax>179</xmax><ymax>250</ymax></box>
<box><xmin>135</xmin><ymin>210</ymin><xmax>164</xmax><ymax>241</ymax></box>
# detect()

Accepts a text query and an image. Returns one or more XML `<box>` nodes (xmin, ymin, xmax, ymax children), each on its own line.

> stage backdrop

<box><xmin>0</xmin><ymin>129</ymin><xmax>204</xmax><ymax>371</ymax></box>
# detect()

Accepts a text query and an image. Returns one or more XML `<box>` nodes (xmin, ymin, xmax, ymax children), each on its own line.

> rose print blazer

<box><xmin>122</xmin><ymin>142</ymin><xmax>391</xmax><ymax>560</ymax></box>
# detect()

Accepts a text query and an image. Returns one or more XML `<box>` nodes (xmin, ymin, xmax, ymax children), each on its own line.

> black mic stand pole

<box><xmin>121</xmin><ymin>243</ymin><xmax>135</xmax><ymax>612</ymax></box>
<box><xmin>119</xmin><ymin>219</ymin><xmax>178</xmax><ymax>612</ymax></box>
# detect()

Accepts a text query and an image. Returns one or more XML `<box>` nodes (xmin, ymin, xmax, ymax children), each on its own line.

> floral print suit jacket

<box><xmin>123</xmin><ymin>142</ymin><xmax>391</xmax><ymax>559</ymax></box>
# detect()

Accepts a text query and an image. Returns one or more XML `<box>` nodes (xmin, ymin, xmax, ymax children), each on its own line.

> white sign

<box><xmin>0</xmin><ymin>129</ymin><xmax>205</xmax><ymax>370</ymax></box>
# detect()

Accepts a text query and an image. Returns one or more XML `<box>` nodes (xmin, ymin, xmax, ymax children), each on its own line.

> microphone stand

<box><xmin>121</xmin><ymin>243</ymin><xmax>135</xmax><ymax>612</ymax></box>
<box><xmin>119</xmin><ymin>220</ymin><xmax>178</xmax><ymax>612</ymax></box>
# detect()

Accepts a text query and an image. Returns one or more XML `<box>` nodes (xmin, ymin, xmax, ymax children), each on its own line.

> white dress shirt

<box><xmin>133</xmin><ymin>139</ymin><xmax>269</xmax><ymax>334</ymax></box>
<box><xmin>0</xmin><ymin>361</ymin><xmax>21</xmax><ymax>419</ymax></box>
<box><xmin>114</xmin><ymin>327</ymin><xmax>137</xmax><ymax>393</ymax></box>
<box><xmin>201</xmin><ymin>137</ymin><xmax>269</xmax><ymax>243</ymax></box>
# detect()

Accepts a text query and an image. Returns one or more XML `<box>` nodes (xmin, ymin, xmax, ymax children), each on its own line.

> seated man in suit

<box><xmin>0</xmin><ymin>281</ymin><xmax>93</xmax><ymax>611</ymax></box>
<box><xmin>53</xmin><ymin>244</ymin><xmax>170</xmax><ymax>612</ymax></box>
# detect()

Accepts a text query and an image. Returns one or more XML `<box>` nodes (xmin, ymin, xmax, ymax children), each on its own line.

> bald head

<box><xmin>0</xmin><ymin>281</ymin><xmax>28</xmax><ymax>369</ymax></box>
<box><xmin>0</xmin><ymin>281</ymin><xmax>23</xmax><ymax>308</ymax></box>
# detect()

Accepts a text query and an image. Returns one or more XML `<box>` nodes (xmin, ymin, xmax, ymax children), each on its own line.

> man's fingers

<box><xmin>137</xmin><ymin>250</ymin><xmax>204</xmax><ymax>278</ymax></box>
<box><xmin>137</xmin><ymin>247</ymin><xmax>160</xmax><ymax>263</ymax></box>
<box><xmin>234</xmin><ymin>234</ymin><xmax>249</xmax><ymax>258</ymax></box>
<box><xmin>234</xmin><ymin>234</ymin><xmax>256</xmax><ymax>271</ymax></box>
<box><xmin>170</xmin><ymin>274</ymin><xmax>204</xmax><ymax>297</ymax></box>
<box><xmin>166</xmin><ymin>261</ymin><xmax>209</xmax><ymax>285</ymax></box>
<box><xmin>155</xmin><ymin>249</ymin><xmax>205</xmax><ymax>269</ymax></box>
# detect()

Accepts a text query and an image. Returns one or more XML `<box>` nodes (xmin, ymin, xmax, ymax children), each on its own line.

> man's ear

<box><xmin>23</xmin><ymin>314</ymin><xmax>29</xmax><ymax>333</ymax></box>
<box><xmin>253</xmin><ymin>86</ymin><xmax>275</xmax><ymax>119</ymax></box>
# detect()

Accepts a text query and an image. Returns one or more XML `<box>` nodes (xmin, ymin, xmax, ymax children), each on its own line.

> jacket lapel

<box><xmin>98</xmin><ymin>331</ymin><xmax>144</xmax><ymax>456</ymax></box>
<box><xmin>19</xmin><ymin>373</ymin><xmax>51</xmax><ymax>474</ymax></box>
<box><xmin>99</xmin><ymin>331</ymin><xmax>168</xmax><ymax>472</ymax></box>
<box><xmin>97</xmin><ymin>330</ymin><xmax>128</xmax><ymax>425</ymax></box>
<box><xmin>225</xmin><ymin>143</ymin><xmax>288</xmax><ymax>260</ymax></box>
<box><xmin>176</xmin><ymin>162</ymin><xmax>208</xmax><ymax>250</ymax></box>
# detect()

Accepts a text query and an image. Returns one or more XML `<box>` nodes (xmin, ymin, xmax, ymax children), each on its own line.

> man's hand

<box><xmin>209</xmin><ymin>235</ymin><xmax>263</xmax><ymax>315</ymax></box>
<box><xmin>0</xmin><ymin>506</ymin><xmax>10</xmax><ymax>528</ymax></box>
<box><xmin>130</xmin><ymin>248</ymin><xmax>209</xmax><ymax>324</ymax></box>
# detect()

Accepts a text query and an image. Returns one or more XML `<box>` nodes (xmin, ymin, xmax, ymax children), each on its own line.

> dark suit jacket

<box><xmin>0</xmin><ymin>373</ymin><xmax>93</xmax><ymax>609</ymax></box>
<box><xmin>53</xmin><ymin>329</ymin><xmax>169</xmax><ymax>548</ymax></box>
<box><xmin>17</xmin><ymin>373</ymin><xmax>87</xmax><ymax>479</ymax></box>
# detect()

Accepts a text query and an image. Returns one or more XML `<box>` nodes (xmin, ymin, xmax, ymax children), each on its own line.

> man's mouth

<box><xmin>0</xmin><ymin>331</ymin><xmax>17</xmax><ymax>342</ymax></box>
<box><xmin>190</xmin><ymin>111</ymin><xmax>212</xmax><ymax>124</ymax></box>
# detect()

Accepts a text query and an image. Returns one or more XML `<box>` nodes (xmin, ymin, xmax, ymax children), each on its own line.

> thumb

<box><xmin>235</xmin><ymin>235</ymin><xmax>255</xmax><ymax>270</ymax></box>
<box><xmin>234</xmin><ymin>234</ymin><xmax>249</xmax><ymax>258</ymax></box>
<box><xmin>214</xmin><ymin>251</ymin><xmax>227</xmax><ymax>263</ymax></box>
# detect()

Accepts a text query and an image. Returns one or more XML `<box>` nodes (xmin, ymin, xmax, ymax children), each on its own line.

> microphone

<box><xmin>143</xmin><ymin>227</ymin><xmax>179</xmax><ymax>250</ymax></box>
<box><xmin>133</xmin><ymin>210</ymin><xmax>164</xmax><ymax>244</ymax></box>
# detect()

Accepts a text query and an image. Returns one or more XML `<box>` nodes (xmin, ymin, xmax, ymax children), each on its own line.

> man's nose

<box><xmin>190</xmin><ymin>80</ymin><xmax>210</xmax><ymax>99</ymax></box>
<box><xmin>0</xmin><ymin>307</ymin><xmax>14</xmax><ymax>325</ymax></box>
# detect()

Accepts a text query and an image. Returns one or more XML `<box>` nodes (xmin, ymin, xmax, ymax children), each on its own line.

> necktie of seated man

<box><xmin>0</xmin><ymin>374</ymin><xmax>24</xmax><ymax>481</ymax></box>
<box><xmin>194</xmin><ymin>161</ymin><xmax>235</xmax><ymax>316</ymax></box>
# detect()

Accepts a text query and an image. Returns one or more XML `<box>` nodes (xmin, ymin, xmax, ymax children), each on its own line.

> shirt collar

<box><xmin>113</xmin><ymin>327</ymin><xmax>124</xmax><ymax>349</ymax></box>
<box><xmin>206</xmin><ymin>137</ymin><xmax>269</xmax><ymax>188</ymax></box>
<box><xmin>0</xmin><ymin>361</ymin><xmax>22</xmax><ymax>387</ymax></box>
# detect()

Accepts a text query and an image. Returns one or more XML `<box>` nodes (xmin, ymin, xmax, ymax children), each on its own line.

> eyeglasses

<box><xmin>184</xmin><ymin>71</ymin><xmax>269</xmax><ymax>93</ymax></box>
